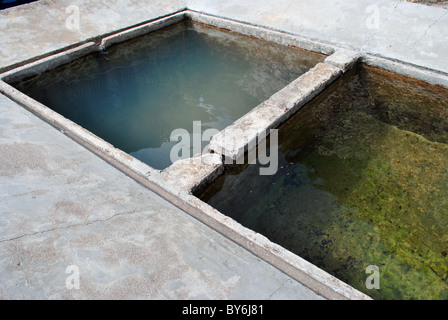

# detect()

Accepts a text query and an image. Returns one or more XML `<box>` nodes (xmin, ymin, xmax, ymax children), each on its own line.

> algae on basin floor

<box><xmin>12</xmin><ymin>20</ymin><xmax>324</xmax><ymax>170</ymax></box>
<box><xmin>200</xmin><ymin>65</ymin><xmax>448</xmax><ymax>300</ymax></box>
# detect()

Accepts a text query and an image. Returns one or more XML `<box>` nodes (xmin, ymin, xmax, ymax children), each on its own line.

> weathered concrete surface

<box><xmin>0</xmin><ymin>93</ymin><xmax>323</xmax><ymax>300</ymax></box>
<box><xmin>1</xmin><ymin>0</ymin><xmax>447</xmax><ymax>74</ymax></box>
<box><xmin>324</xmin><ymin>49</ymin><xmax>360</xmax><ymax>72</ymax></box>
<box><xmin>161</xmin><ymin>153</ymin><xmax>223</xmax><ymax>194</ymax></box>
<box><xmin>0</xmin><ymin>208</ymin><xmax>323</xmax><ymax>300</ymax></box>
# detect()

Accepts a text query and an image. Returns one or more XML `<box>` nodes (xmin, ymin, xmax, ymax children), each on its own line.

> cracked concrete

<box><xmin>0</xmin><ymin>209</ymin><xmax>323</xmax><ymax>300</ymax></box>
<box><xmin>0</xmin><ymin>209</ymin><xmax>138</xmax><ymax>244</ymax></box>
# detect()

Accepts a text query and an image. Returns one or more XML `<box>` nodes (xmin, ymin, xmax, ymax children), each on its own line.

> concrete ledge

<box><xmin>325</xmin><ymin>49</ymin><xmax>360</xmax><ymax>72</ymax></box>
<box><xmin>1</xmin><ymin>42</ymin><xmax>98</xmax><ymax>84</ymax></box>
<box><xmin>363</xmin><ymin>54</ymin><xmax>448</xmax><ymax>88</ymax></box>
<box><xmin>100</xmin><ymin>11</ymin><xmax>187</xmax><ymax>51</ymax></box>
<box><xmin>161</xmin><ymin>153</ymin><xmax>224</xmax><ymax>194</ymax></box>
<box><xmin>100</xmin><ymin>10</ymin><xmax>335</xmax><ymax>55</ymax></box>
<box><xmin>187</xmin><ymin>10</ymin><xmax>335</xmax><ymax>55</ymax></box>
<box><xmin>208</xmin><ymin>62</ymin><xmax>341</xmax><ymax>161</ymax></box>
<box><xmin>179</xmin><ymin>194</ymin><xmax>372</xmax><ymax>300</ymax></box>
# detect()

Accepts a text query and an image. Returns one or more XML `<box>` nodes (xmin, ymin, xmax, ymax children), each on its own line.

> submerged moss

<box><xmin>297</xmin><ymin>115</ymin><xmax>448</xmax><ymax>299</ymax></box>
<box><xmin>202</xmin><ymin>65</ymin><xmax>448</xmax><ymax>300</ymax></box>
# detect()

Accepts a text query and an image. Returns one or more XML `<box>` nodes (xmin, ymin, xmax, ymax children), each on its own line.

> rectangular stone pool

<box><xmin>11</xmin><ymin>20</ymin><xmax>324</xmax><ymax>170</ymax></box>
<box><xmin>4</xmin><ymin>8</ymin><xmax>448</xmax><ymax>300</ymax></box>
<box><xmin>198</xmin><ymin>64</ymin><xmax>448</xmax><ymax>300</ymax></box>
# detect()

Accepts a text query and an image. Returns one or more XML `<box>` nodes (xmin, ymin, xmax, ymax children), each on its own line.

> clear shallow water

<box><xmin>13</xmin><ymin>21</ymin><xmax>324</xmax><ymax>169</ymax></box>
<box><xmin>200</xmin><ymin>65</ymin><xmax>448</xmax><ymax>300</ymax></box>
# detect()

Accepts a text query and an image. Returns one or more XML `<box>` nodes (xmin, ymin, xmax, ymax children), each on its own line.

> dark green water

<box><xmin>13</xmin><ymin>21</ymin><xmax>323</xmax><ymax>169</ymax></box>
<box><xmin>200</xmin><ymin>65</ymin><xmax>448</xmax><ymax>300</ymax></box>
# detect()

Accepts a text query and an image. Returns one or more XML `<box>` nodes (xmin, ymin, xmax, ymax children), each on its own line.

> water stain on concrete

<box><xmin>0</xmin><ymin>142</ymin><xmax>49</xmax><ymax>177</ymax></box>
<box><xmin>54</xmin><ymin>201</ymin><xmax>88</xmax><ymax>218</ymax></box>
<box><xmin>13</xmin><ymin>123</ymin><xmax>34</xmax><ymax>130</ymax></box>
<box><xmin>11</xmin><ymin>189</ymin><xmax>48</xmax><ymax>199</ymax></box>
